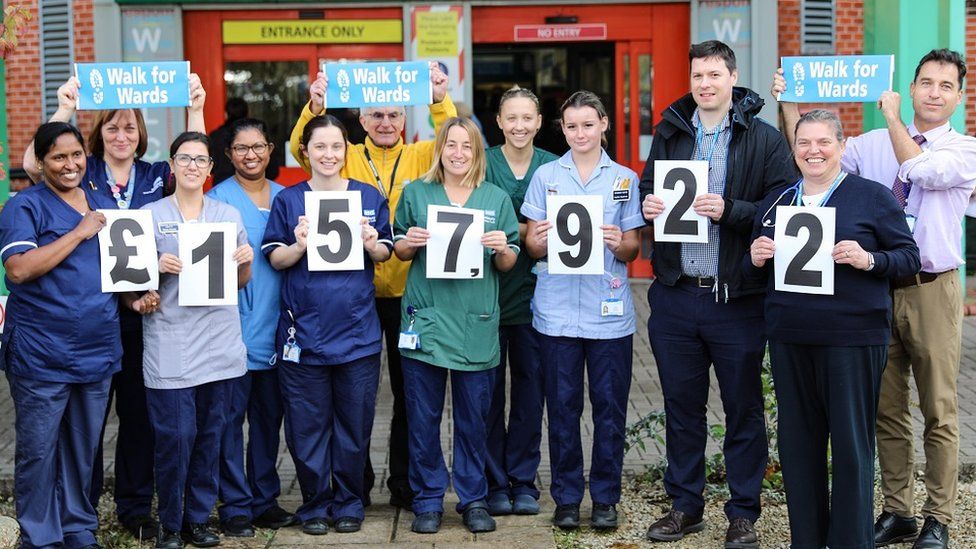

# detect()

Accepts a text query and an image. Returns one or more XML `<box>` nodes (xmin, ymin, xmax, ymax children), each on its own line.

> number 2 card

<box><xmin>653</xmin><ymin>160</ymin><xmax>709</xmax><ymax>243</ymax></box>
<box><xmin>774</xmin><ymin>206</ymin><xmax>835</xmax><ymax>295</ymax></box>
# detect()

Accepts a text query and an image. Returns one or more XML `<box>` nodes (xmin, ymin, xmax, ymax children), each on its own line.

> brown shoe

<box><xmin>645</xmin><ymin>508</ymin><xmax>705</xmax><ymax>542</ymax></box>
<box><xmin>725</xmin><ymin>517</ymin><xmax>759</xmax><ymax>548</ymax></box>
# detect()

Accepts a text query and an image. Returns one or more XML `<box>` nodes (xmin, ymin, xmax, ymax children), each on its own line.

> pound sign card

<box><xmin>75</xmin><ymin>61</ymin><xmax>191</xmax><ymax>110</ymax></box>
<box><xmin>324</xmin><ymin>61</ymin><xmax>432</xmax><ymax>108</ymax></box>
<box><xmin>779</xmin><ymin>55</ymin><xmax>893</xmax><ymax>103</ymax></box>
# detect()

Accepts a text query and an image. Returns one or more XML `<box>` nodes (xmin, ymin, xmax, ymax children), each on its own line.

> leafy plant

<box><xmin>1</xmin><ymin>4</ymin><xmax>32</xmax><ymax>60</ymax></box>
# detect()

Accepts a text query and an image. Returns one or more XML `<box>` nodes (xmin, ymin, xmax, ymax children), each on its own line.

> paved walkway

<box><xmin>1</xmin><ymin>280</ymin><xmax>975</xmax><ymax>546</ymax></box>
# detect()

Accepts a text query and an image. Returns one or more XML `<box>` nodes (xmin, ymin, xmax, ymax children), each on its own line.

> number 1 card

<box><xmin>178</xmin><ymin>222</ymin><xmax>238</xmax><ymax>306</ymax></box>
<box><xmin>653</xmin><ymin>160</ymin><xmax>709</xmax><ymax>243</ymax></box>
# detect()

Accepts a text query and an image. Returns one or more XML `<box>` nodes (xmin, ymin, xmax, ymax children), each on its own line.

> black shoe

<box><xmin>220</xmin><ymin>515</ymin><xmax>255</xmax><ymax>537</ymax></box>
<box><xmin>411</xmin><ymin>512</ymin><xmax>442</xmax><ymax>534</ymax></box>
<box><xmin>912</xmin><ymin>516</ymin><xmax>949</xmax><ymax>549</ymax></box>
<box><xmin>462</xmin><ymin>504</ymin><xmax>497</xmax><ymax>533</ymax></box>
<box><xmin>591</xmin><ymin>504</ymin><xmax>618</xmax><ymax>530</ymax></box>
<box><xmin>122</xmin><ymin>515</ymin><xmax>159</xmax><ymax>540</ymax></box>
<box><xmin>725</xmin><ymin>517</ymin><xmax>759</xmax><ymax>549</ymax></box>
<box><xmin>389</xmin><ymin>483</ymin><xmax>415</xmax><ymax>509</ymax></box>
<box><xmin>252</xmin><ymin>505</ymin><xmax>298</xmax><ymax>529</ymax></box>
<box><xmin>334</xmin><ymin>516</ymin><xmax>362</xmax><ymax>533</ymax></box>
<box><xmin>155</xmin><ymin>528</ymin><xmax>183</xmax><ymax>549</ymax></box>
<box><xmin>875</xmin><ymin>511</ymin><xmax>919</xmax><ymax>546</ymax></box>
<box><xmin>553</xmin><ymin>504</ymin><xmax>581</xmax><ymax>530</ymax></box>
<box><xmin>487</xmin><ymin>492</ymin><xmax>514</xmax><ymax>516</ymax></box>
<box><xmin>646</xmin><ymin>508</ymin><xmax>705</xmax><ymax>542</ymax></box>
<box><xmin>180</xmin><ymin>523</ymin><xmax>219</xmax><ymax>548</ymax></box>
<box><xmin>302</xmin><ymin>517</ymin><xmax>329</xmax><ymax>535</ymax></box>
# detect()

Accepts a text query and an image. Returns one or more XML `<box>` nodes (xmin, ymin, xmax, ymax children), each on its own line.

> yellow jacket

<box><xmin>289</xmin><ymin>95</ymin><xmax>457</xmax><ymax>298</ymax></box>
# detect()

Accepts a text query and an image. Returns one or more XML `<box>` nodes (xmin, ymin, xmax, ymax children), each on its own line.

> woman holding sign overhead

<box><xmin>483</xmin><ymin>86</ymin><xmax>558</xmax><ymax>517</ymax></box>
<box><xmin>522</xmin><ymin>91</ymin><xmax>643</xmax><ymax>531</ymax></box>
<box><xmin>139</xmin><ymin>131</ymin><xmax>251</xmax><ymax>549</ymax></box>
<box><xmin>745</xmin><ymin>110</ymin><xmax>919</xmax><ymax>549</ymax></box>
<box><xmin>0</xmin><ymin>122</ymin><xmax>121</xmax><ymax>548</ymax></box>
<box><xmin>22</xmin><ymin>74</ymin><xmax>207</xmax><ymax>539</ymax></box>
<box><xmin>262</xmin><ymin>115</ymin><xmax>392</xmax><ymax>536</ymax></box>
<box><xmin>393</xmin><ymin>117</ymin><xmax>519</xmax><ymax>535</ymax></box>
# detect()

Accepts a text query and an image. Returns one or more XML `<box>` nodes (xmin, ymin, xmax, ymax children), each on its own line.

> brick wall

<box><xmin>966</xmin><ymin>8</ymin><xmax>976</xmax><ymax>133</ymax></box>
<box><xmin>778</xmin><ymin>0</ymin><xmax>865</xmax><ymax>136</ymax></box>
<box><xmin>5</xmin><ymin>0</ymin><xmax>95</xmax><ymax>190</ymax></box>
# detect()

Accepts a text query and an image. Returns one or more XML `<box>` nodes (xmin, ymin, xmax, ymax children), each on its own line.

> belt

<box><xmin>678</xmin><ymin>275</ymin><xmax>716</xmax><ymax>288</ymax></box>
<box><xmin>891</xmin><ymin>269</ymin><xmax>956</xmax><ymax>290</ymax></box>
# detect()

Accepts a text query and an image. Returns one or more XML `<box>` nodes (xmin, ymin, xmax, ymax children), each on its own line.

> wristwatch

<box><xmin>865</xmin><ymin>252</ymin><xmax>876</xmax><ymax>271</ymax></box>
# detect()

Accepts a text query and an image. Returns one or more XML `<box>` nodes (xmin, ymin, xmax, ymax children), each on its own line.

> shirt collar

<box><xmin>691</xmin><ymin>108</ymin><xmax>731</xmax><ymax>134</ymax></box>
<box><xmin>907</xmin><ymin>120</ymin><xmax>952</xmax><ymax>144</ymax></box>
<box><xmin>365</xmin><ymin>135</ymin><xmax>404</xmax><ymax>158</ymax></box>
<box><xmin>556</xmin><ymin>148</ymin><xmax>612</xmax><ymax>170</ymax></box>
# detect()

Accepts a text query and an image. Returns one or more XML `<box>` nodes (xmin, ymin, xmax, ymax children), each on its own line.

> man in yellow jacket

<box><xmin>289</xmin><ymin>64</ymin><xmax>456</xmax><ymax>510</ymax></box>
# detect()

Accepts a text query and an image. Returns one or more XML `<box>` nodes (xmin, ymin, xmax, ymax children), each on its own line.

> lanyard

<box><xmin>105</xmin><ymin>163</ymin><xmax>137</xmax><ymax>209</ymax></box>
<box><xmin>172</xmin><ymin>194</ymin><xmax>205</xmax><ymax>223</ymax></box>
<box><xmin>363</xmin><ymin>149</ymin><xmax>403</xmax><ymax>198</ymax></box>
<box><xmin>695</xmin><ymin>124</ymin><xmax>723</xmax><ymax>164</ymax></box>
<box><xmin>795</xmin><ymin>171</ymin><xmax>846</xmax><ymax>207</ymax></box>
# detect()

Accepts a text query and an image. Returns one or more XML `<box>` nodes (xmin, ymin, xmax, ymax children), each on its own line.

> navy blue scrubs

<box><xmin>0</xmin><ymin>184</ymin><xmax>122</xmax><ymax>548</ymax></box>
<box><xmin>262</xmin><ymin>179</ymin><xmax>391</xmax><ymax>523</ymax></box>
<box><xmin>85</xmin><ymin>156</ymin><xmax>168</xmax><ymax>522</ymax></box>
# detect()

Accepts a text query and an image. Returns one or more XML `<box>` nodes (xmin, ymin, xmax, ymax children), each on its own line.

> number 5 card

<box><xmin>305</xmin><ymin>191</ymin><xmax>364</xmax><ymax>272</ymax></box>
<box><xmin>97</xmin><ymin>209</ymin><xmax>159</xmax><ymax>292</ymax></box>
<box><xmin>774</xmin><ymin>206</ymin><xmax>836</xmax><ymax>295</ymax></box>
<box><xmin>653</xmin><ymin>160</ymin><xmax>709</xmax><ymax>243</ymax></box>
<box><xmin>426</xmin><ymin>205</ymin><xmax>484</xmax><ymax>279</ymax></box>
<box><xmin>178</xmin><ymin>222</ymin><xmax>238</xmax><ymax>306</ymax></box>
<box><xmin>546</xmin><ymin>194</ymin><xmax>604</xmax><ymax>275</ymax></box>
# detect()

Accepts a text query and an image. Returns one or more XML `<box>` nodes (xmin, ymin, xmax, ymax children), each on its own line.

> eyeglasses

<box><xmin>367</xmin><ymin>111</ymin><xmax>403</xmax><ymax>123</ymax></box>
<box><xmin>172</xmin><ymin>154</ymin><xmax>213</xmax><ymax>168</ymax></box>
<box><xmin>230</xmin><ymin>143</ymin><xmax>270</xmax><ymax>156</ymax></box>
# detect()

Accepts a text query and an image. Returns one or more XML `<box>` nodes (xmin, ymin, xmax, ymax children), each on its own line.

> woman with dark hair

<box><xmin>483</xmin><ymin>86</ymin><xmax>558</xmax><ymax>516</ymax></box>
<box><xmin>523</xmin><ymin>91</ymin><xmax>643</xmax><ymax>531</ymax></box>
<box><xmin>262</xmin><ymin>115</ymin><xmax>392</xmax><ymax>536</ymax></box>
<box><xmin>21</xmin><ymin>75</ymin><xmax>206</xmax><ymax>539</ymax></box>
<box><xmin>0</xmin><ymin>122</ymin><xmax>120</xmax><ymax>547</ymax></box>
<box><xmin>139</xmin><ymin>132</ymin><xmax>252</xmax><ymax>548</ymax></box>
<box><xmin>207</xmin><ymin>119</ymin><xmax>295</xmax><ymax>536</ymax></box>
<box><xmin>393</xmin><ymin>117</ymin><xmax>519</xmax><ymax>535</ymax></box>
<box><xmin>746</xmin><ymin>109</ymin><xmax>919</xmax><ymax>549</ymax></box>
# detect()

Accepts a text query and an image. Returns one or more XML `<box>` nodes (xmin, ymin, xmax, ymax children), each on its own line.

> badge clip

<box><xmin>282</xmin><ymin>310</ymin><xmax>301</xmax><ymax>362</ymax></box>
<box><xmin>398</xmin><ymin>305</ymin><xmax>421</xmax><ymax>350</ymax></box>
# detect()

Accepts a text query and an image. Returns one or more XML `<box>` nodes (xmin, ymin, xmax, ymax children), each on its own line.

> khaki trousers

<box><xmin>876</xmin><ymin>271</ymin><xmax>961</xmax><ymax>524</ymax></box>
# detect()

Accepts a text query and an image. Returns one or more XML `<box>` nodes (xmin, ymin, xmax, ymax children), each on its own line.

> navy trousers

<box><xmin>218</xmin><ymin>369</ymin><xmax>285</xmax><ymax>521</ymax></box>
<box><xmin>146</xmin><ymin>378</ymin><xmax>233</xmax><ymax>532</ymax></box>
<box><xmin>90</xmin><ymin>326</ymin><xmax>155</xmax><ymax>521</ymax></box>
<box><xmin>770</xmin><ymin>341</ymin><xmax>886</xmax><ymax>549</ymax></box>
<box><xmin>278</xmin><ymin>354</ymin><xmax>380</xmax><ymax>522</ymax></box>
<box><xmin>486</xmin><ymin>324</ymin><xmax>544</xmax><ymax>500</ymax></box>
<box><xmin>401</xmin><ymin>356</ymin><xmax>494</xmax><ymax>514</ymax></box>
<box><xmin>647</xmin><ymin>281</ymin><xmax>767</xmax><ymax>521</ymax></box>
<box><xmin>8</xmin><ymin>372</ymin><xmax>111</xmax><ymax>549</ymax></box>
<box><xmin>538</xmin><ymin>334</ymin><xmax>633</xmax><ymax>506</ymax></box>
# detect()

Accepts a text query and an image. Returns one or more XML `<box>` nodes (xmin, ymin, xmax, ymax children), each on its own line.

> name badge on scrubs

<box><xmin>601</xmin><ymin>277</ymin><xmax>624</xmax><ymax>316</ymax></box>
<box><xmin>282</xmin><ymin>321</ymin><xmax>301</xmax><ymax>363</ymax></box>
<box><xmin>905</xmin><ymin>213</ymin><xmax>917</xmax><ymax>233</ymax></box>
<box><xmin>158</xmin><ymin>221</ymin><xmax>178</xmax><ymax>235</ymax></box>
<box><xmin>612</xmin><ymin>176</ymin><xmax>632</xmax><ymax>202</ymax></box>
<box><xmin>398</xmin><ymin>305</ymin><xmax>421</xmax><ymax>350</ymax></box>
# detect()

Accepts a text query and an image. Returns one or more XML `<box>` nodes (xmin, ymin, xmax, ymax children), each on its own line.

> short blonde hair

<box><xmin>422</xmin><ymin>117</ymin><xmax>486</xmax><ymax>188</ymax></box>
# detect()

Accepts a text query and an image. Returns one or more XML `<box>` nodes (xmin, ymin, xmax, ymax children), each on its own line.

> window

<box><xmin>801</xmin><ymin>0</ymin><xmax>835</xmax><ymax>55</ymax></box>
<box><xmin>39</xmin><ymin>0</ymin><xmax>73</xmax><ymax>119</ymax></box>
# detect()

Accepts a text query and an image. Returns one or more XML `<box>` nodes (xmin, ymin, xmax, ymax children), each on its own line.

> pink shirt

<box><xmin>841</xmin><ymin>121</ymin><xmax>976</xmax><ymax>272</ymax></box>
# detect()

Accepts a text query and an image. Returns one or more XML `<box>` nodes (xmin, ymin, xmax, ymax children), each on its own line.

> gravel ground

<box><xmin>558</xmin><ymin>478</ymin><xmax>976</xmax><ymax>548</ymax></box>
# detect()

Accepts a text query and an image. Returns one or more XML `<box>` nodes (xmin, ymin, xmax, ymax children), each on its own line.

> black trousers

<box><xmin>770</xmin><ymin>341</ymin><xmax>886</xmax><ymax>549</ymax></box>
<box><xmin>363</xmin><ymin>297</ymin><xmax>411</xmax><ymax>496</ymax></box>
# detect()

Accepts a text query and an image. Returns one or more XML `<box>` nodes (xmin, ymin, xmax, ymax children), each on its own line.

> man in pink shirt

<box><xmin>774</xmin><ymin>49</ymin><xmax>976</xmax><ymax>549</ymax></box>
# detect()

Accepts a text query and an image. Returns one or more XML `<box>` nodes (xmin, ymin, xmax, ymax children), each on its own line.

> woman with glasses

<box><xmin>746</xmin><ymin>110</ymin><xmax>919</xmax><ymax>548</ymax></box>
<box><xmin>207</xmin><ymin>119</ymin><xmax>296</xmax><ymax>536</ymax></box>
<box><xmin>21</xmin><ymin>76</ymin><xmax>206</xmax><ymax>540</ymax></box>
<box><xmin>139</xmin><ymin>132</ymin><xmax>253</xmax><ymax>548</ymax></box>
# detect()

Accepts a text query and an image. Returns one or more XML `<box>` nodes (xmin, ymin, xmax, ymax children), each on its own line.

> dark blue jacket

<box><xmin>743</xmin><ymin>173</ymin><xmax>920</xmax><ymax>346</ymax></box>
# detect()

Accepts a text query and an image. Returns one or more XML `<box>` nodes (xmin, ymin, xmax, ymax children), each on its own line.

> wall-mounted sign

<box><xmin>514</xmin><ymin>24</ymin><xmax>607</xmax><ymax>42</ymax></box>
<box><xmin>222</xmin><ymin>20</ymin><xmax>402</xmax><ymax>45</ymax></box>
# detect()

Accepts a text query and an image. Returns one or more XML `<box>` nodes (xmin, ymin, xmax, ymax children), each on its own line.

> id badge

<box><xmin>905</xmin><ymin>214</ymin><xmax>917</xmax><ymax>233</ymax></box>
<box><xmin>282</xmin><ymin>342</ymin><xmax>301</xmax><ymax>363</ymax></box>
<box><xmin>601</xmin><ymin>298</ymin><xmax>624</xmax><ymax>317</ymax></box>
<box><xmin>398</xmin><ymin>330</ymin><xmax>420</xmax><ymax>350</ymax></box>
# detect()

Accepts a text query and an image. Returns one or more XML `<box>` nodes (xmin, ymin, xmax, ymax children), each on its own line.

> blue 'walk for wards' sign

<box><xmin>75</xmin><ymin>62</ymin><xmax>191</xmax><ymax>110</ymax></box>
<box><xmin>324</xmin><ymin>61</ymin><xmax>431</xmax><ymax>109</ymax></box>
<box><xmin>779</xmin><ymin>55</ymin><xmax>894</xmax><ymax>103</ymax></box>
